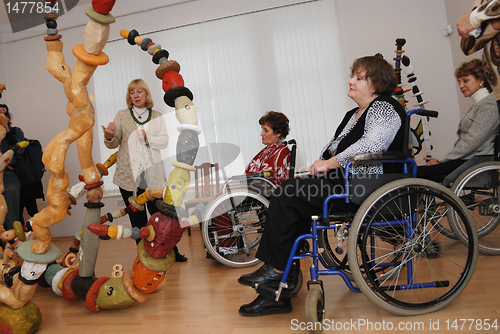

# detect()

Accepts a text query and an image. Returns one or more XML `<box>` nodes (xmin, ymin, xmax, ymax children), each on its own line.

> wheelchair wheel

<box><xmin>348</xmin><ymin>178</ymin><xmax>478</xmax><ymax>316</ymax></box>
<box><xmin>449</xmin><ymin>162</ymin><xmax>500</xmax><ymax>255</ymax></box>
<box><xmin>202</xmin><ymin>190</ymin><xmax>269</xmax><ymax>268</ymax></box>
<box><xmin>305</xmin><ymin>289</ymin><xmax>324</xmax><ymax>334</ymax></box>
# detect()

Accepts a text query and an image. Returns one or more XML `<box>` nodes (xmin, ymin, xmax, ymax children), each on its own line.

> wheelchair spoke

<box><xmin>348</xmin><ymin>179</ymin><xmax>478</xmax><ymax>316</ymax></box>
<box><xmin>202</xmin><ymin>190</ymin><xmax>269</xmax><ymax>267</ymax></box>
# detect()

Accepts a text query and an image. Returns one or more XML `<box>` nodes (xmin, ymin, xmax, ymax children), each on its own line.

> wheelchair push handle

<box><xmin>407</xmin><ymin>108</ymin><xmax>438</xmax><ymax>118</ymax></box>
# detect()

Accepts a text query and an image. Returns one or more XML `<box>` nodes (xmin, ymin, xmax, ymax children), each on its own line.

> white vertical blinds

<box><xmin>93</xmin><ymin>0</ymin><xmax>348</xmax><ymax>195</ymax></box>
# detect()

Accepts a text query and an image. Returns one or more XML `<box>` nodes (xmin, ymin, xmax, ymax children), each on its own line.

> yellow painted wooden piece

<box><xmin>119</xmin><ymin>29</ymin><xmax>129</xmax><ymax>39</ymax></box>
<box><xmin>72</xmin><ymin>44</ymin><xmax>109</xmax><ymax>66</ymax></box>
<box><xmin>13</xmin><ymin>221</ymin><xmax>26</xmax><ymax>241</ymax></box>
<box><xmin>136</xmin><ymin>192</ymin><xmax>149</xmax><ymax>205</ymax></box>
<box><xmin>107</xmin><ymin>225</ymin><xmax>118</xmax><ymax>238</ymax></box>
<box><xmin>95</xmin><ymin>277</ymin><xmax>135</xmax><ymax>309</ymax></box>
<box><xmin>146</xmin><ymin>225</ymin><xmax>155</xmax><ymax>242</ymax></box>
<box><xmin>163</xmin><ymin>167</ymin><xmax>191</xmax><ymax>207</ymax></box>
<box><xmin>0</xmin><ymin>301</ymin><xmax>41</xmax><ymax>334</ymax></box>
<box><xmin>103</xmin><ymin>152</ymin><xmax>118</xmax><ymax>169</ymax></box>
<box><xmin>136</xmin><ymin>240</ymin><xmax>175</xmax><ymax>272</ymax></box>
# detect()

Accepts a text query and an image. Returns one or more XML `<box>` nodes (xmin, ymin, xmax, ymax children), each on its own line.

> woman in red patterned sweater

<box><xmin>209</xmin><ymin>112</ymin><xmax>290</xmax><ymax>258</ymax></box>
<box><xmin>245</xmin><ymin>111</ymin><xmax>290</xmax><ymax>187</ymax></box>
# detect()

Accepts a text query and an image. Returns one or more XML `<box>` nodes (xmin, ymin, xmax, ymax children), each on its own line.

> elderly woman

<box><xmin>245</xmin><ymin>111</ymin><xmax>291</xmax><ymax>187</ymax></box>
<box><xmin>417</xmin><ymin>59</ymin><xmax>499</xmax><ymax>184</ymax></box>
<box><xmin>237</xmin><ymin>55</ymin><xmax>406</xmax><ymax>316</ymax></box>
<box><xmin>208</xmin><ymin>111</ymin><xmax>290</xmax><ymax>258</ymax></box>
<box><xmin>102</xmin><ymin>78</ymin><xmax>186</xmax><ymax>261</ymax></box>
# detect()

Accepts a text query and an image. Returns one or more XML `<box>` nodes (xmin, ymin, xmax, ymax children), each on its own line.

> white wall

<box><xmin>0</xmin><ymin>0</ymin><xmax>477</xmax><ymax>236</ymax></box>
<box><xmin>337</xmin><ymin>0</ymin><xmax>462</xmax><ymax>161</ymax></box>
<box><xmin>444</xmin><ymin>0</ymin><xmax>479</xmax><ymax>119</ymax></box>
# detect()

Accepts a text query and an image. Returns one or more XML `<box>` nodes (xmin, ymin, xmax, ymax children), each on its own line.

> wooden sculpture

<box><xmin>391</xmin><ymin>38</ymin><xmax>433</xmax><ymax>158</ymax></box>
<box><xmin>9</xmin><ymin>0</ymin><xmax>117</xmax><ymax>319</ymax></box>
<box><xmin>21</xmin><ymin>0</ymin><xmax>115</xmax><ymax>256</ymax></box>
<box><xmin>79</xmin><ymin>28</ymin><xmax>206</xmax><ymax>308</ymax></box>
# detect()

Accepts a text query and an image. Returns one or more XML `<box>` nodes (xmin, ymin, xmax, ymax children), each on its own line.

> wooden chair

<box><xmin>184</xmin><ymin>162</ymin><xmax>220</xmax><ymax>235</ymax></box>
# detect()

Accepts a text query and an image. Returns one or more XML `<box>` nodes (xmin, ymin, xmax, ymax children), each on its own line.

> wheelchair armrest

<box><xmin>349</xmin><ymin>151</ymin><xmax>407</xmax><ymax>164</ymax></box>
<box><xmin>229</xmin><ymin>171</ymin><xmax>271</xmax><ymax>181</ymax></box>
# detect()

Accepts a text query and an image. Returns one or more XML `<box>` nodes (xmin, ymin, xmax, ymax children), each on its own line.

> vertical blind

<box><xmin>93</xmin><ymin>0</ymin><xmax>349</xmax><ymax>195</ymax></box>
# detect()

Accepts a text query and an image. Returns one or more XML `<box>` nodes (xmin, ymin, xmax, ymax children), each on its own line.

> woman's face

<box><xmin>457</xmin><ymin>74</ymin><xmax>483</xmax><ymax>98</ymax></box>
<box><xmin>348</xmin><ymin>70</ymin><xmax>375</xmax><ymax>106</ymax></box>
<box><xmin>260</xmin><ymin>122</ymin><xmax>280</xmax><ymax>147</ymax></box>
<box><xmin>130</xmin><ymin>87</ymin><xmax>148</xmax><ymax>108</ymax></box>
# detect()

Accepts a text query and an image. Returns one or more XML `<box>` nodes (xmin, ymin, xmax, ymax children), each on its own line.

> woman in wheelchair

<box><xmin>204</xmin><ymin>112</ymin><xmax>291</xmax><ymax>259</ymax></box>
<box><xmin>245</xmin><ymin>111</ymin><xmax>291</xmax><ymax>187</ymax></box>
<box><xmin>237</xmin><ymin>55</ymin><xmax>406</xmax><ymax>316</ymax></box>
<box><xmin>417</xmin><ymin>59</ymin><xmax>500</xmax><ymax>185</ymax></box>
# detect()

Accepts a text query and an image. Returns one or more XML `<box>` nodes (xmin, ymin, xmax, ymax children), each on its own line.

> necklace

<box><xmin>130</xmin><ymin>108</ymin><xmax>152</xmax><ymax>125</ymax></box>
<box><xmin>133</xmin><ymin>107</ymin><xmax>149</xmax><ymax>119</ymax></box>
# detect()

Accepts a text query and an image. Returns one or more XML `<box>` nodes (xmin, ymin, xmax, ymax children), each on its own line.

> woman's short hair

<box><xmin>126</xmin><ymin>79</ymin><xmax>154</xmax><ymax>109</ymax></box>
<box><xmin>259</xmin><ymin>111</ymin><xmax>290</xmax><ymax>140</ymax></box>
<box><xmin>0</xmin><ymin>104</ymin><xmax>10</xmax><ymax>120</ymax></box>
<box><xmin>351</xmin><ymin>56</ymin><xmax>398</xmax><ymax>96</ymax></box>
<box><xmin>455</xmin><ymin>59</ymin><xmax>491</xmax><ymax>92</ymax></box>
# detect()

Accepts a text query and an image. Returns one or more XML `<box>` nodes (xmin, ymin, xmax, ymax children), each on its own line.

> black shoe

<box><xmin>239</xmin><ymin>294</ymin><xmax>292</xmax><ymax>316</ymax></box>
<box><xmin>238</xmin><ymin>264</ymin><xmax>282</xmax><ymax>287</ymax></box>
<box><xmin>175</xmin><ymin>252</ymin><xmax>188</xmax><ymax>262</ymax></box>
<box><xmin>173</xmin><ymin>246</ymin><xmax>188</xmax><ymax>262</ymax></box>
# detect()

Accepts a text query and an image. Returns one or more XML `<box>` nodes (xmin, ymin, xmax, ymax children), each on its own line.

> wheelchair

<box><xmin>254</xmin><ymin>109</ymin><xmax>478</xmax><ymax>332</ymax></box>
<box><xmin>201</xmin><ymin>140</ymin><xmax>297</xmax><ymax>268</ymax></box>
<box><xmin>446</xmin><ymin>156</ymin><xmax>500</xmax><ymax>255</ymax></box>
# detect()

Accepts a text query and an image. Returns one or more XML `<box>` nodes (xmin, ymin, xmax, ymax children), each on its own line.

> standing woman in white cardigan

<box><xmin>102</xmin><ymin>78</ymin><xmax>186</xmax><ymax>261</ymax></box>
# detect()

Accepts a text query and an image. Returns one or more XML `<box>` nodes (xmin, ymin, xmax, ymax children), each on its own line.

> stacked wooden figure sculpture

<box><xmin>391</xmin><ymin>38</ymin><xmax>433</xmax><ymax>158</ymax></box>
<box><xmin>84</xmin><ymin>28</ymin><xmax>205</xmax><ymax>297</ymax></box>
<box><xmin>0</xmin><ymin>1</ymin><xmax>206</xmax><ymax>332</ymax></box>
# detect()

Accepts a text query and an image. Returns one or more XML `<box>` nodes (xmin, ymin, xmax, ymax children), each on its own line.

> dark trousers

<box><xmin>3</xmin><ymin>170</ymin><xmax>20</xmax><ymax>230</ymax></box>
<box><xmin>256</xmin><ymin>172</ymin><xmax>359</xmax><ymax>271</ymax></box>
<box><xmin>416</xmin><ymin>159</ymin><xmax>467</xmax><ymax>183</ymax></box>
<box><xmin>120</xmin><ymin>187</ymin><xmax>159</xmax><ymax>245</ymax></box>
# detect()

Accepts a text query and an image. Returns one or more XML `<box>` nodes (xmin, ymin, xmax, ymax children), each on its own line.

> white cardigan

<box><xmin>104</xmin><ymin>108</ymin><xmax>169</xmax><ymax>192</ymax></box>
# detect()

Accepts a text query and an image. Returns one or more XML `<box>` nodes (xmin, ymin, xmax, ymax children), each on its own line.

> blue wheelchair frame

<box><xmin>271</xmin><ymin>108</ymin><xmax>439</xmax><ymax>301</ymax></box>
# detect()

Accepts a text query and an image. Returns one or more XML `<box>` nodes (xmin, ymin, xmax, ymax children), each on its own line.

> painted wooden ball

<box><xmin>143</xmin><ymin>212</ymin><xmax>183</xmax><ymax>259</ymax></box>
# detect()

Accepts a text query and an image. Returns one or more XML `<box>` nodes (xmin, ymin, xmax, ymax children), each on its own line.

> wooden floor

<box><xmin>29</xmin><ymin>227</ymin><xmax>500</xmax><ymax>334</ymax></box>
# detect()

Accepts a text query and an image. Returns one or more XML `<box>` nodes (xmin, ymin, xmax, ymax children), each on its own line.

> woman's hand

<box><xmin>309</xmin><ymin>157</ymin><xmax>340</xmax><ymax>176</ymax></box>
<box><xmin>136</xmin><ymin>128</ymin><xmax>147</xmax><ymax>143</ymax></box>
<box><xmin>101</xmin><ymin>122</ymin><xmax>116</xmax><ymax>141</ymax></box>
<box><xmin>426</xmin><ymin>159</ymin><xmax>440</xmax><ymax>166</ymax></box>
<box><xmin>457</xmin><ymin>14</ymin><xmax>474</xmax><ymax>38</ymax></box>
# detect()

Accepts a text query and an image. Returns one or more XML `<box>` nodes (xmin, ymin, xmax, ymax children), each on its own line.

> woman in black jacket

<box><xmin>237</xmin><ymin>56</ymin><xmax>406</xmax><ymax>316</ymax></box>
<box><xmin>0</xmin><ymin>104</ymin><xmax>25</xmax><ymax>231</ymax></box>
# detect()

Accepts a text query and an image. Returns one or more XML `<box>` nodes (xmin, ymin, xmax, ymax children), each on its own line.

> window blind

<box><xmin>93</xmin><ymin>0</ymin><xmax>348</xmax><ymax>195</ymax></box>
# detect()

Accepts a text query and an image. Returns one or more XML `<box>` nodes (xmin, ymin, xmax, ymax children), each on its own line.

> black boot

<box><xmin>174</xmin><ymin>245</ymin><xmax>187</xmax><ymax>262</ymax></box>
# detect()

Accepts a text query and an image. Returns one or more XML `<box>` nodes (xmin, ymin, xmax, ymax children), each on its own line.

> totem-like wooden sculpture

<box><xmin>391</xmin><ymin>38</ymin><xmax>433</xmax><ymax>158</ymax></box>
<box><xmin>83</xmin><ymin>28</ymin><xmax>205</xmax><ymax>299</ymax></box>
<box><xmin>11</xmin><ymin>0</ymin><xmax>117</xmax><ymax>315</ymax></box>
